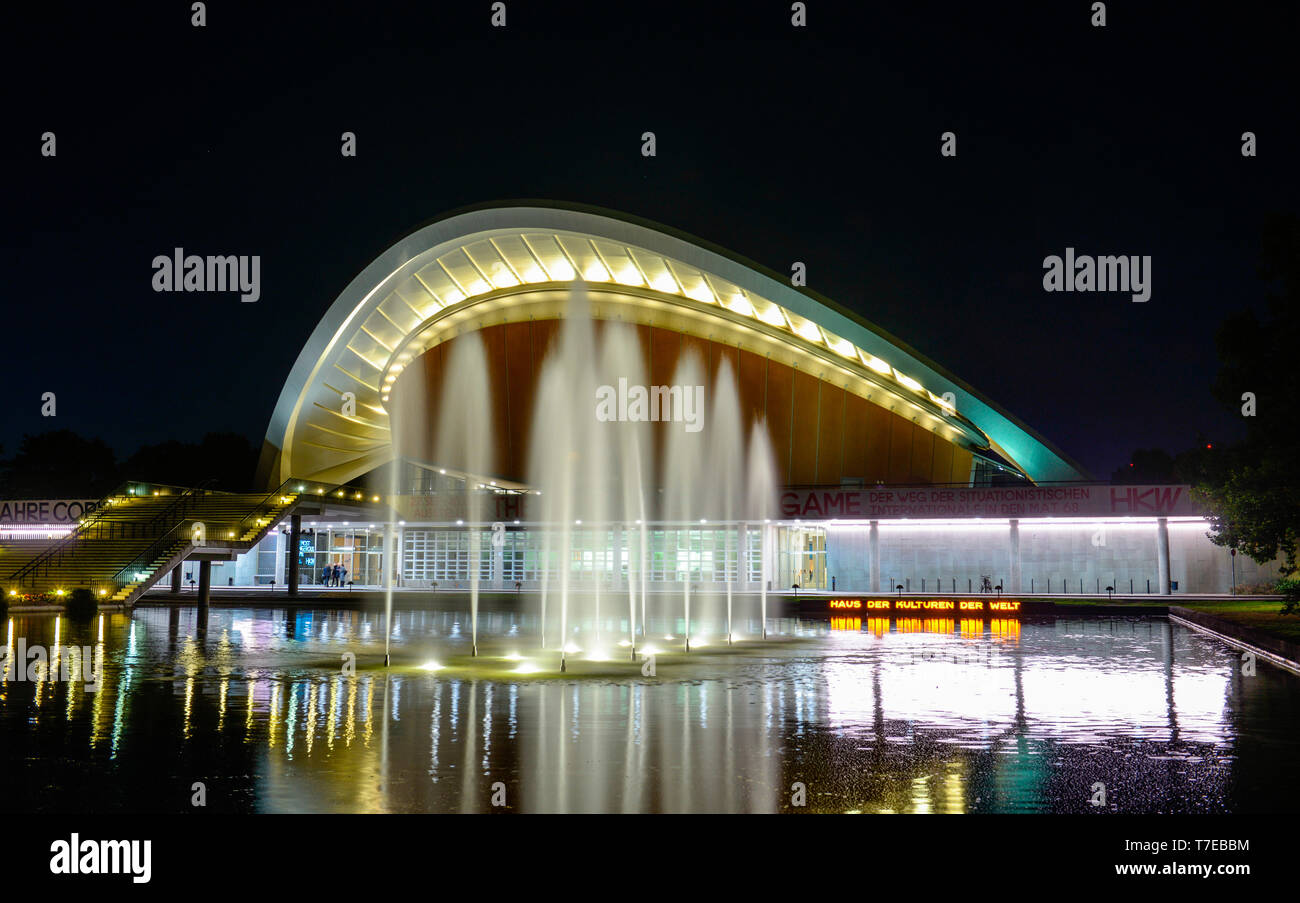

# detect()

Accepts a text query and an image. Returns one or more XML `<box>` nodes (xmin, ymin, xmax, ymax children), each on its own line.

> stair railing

<box><xmin>107</xmin><ymin>519</ymin><xmax>196</xmax><ymax>599</ymax></box>
<box><xmin>8</xmin><ymin>479</ymin><xmax>218</xmax><ymax>588</ymax></box>
<box><xmin>106</xmin><ymin>479</ymin><xmax>372</xmax><ymax>602</ymax></box>
<box><xmin>228</xmin><ymin>478</ymin><xmax>368</xmax><ymax>546</ymax></box>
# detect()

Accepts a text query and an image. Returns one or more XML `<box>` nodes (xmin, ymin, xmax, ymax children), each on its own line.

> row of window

<box><xmin>402</xmin><ymin>528</ymin><xmax>766</xmax><ymax>583</ymax></box>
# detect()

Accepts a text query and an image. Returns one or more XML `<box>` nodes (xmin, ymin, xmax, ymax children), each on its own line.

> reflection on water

<box><xmin>1</xmin><ymin>606</ymin><xmax>1297</xmax><ymax>813</ymax></box>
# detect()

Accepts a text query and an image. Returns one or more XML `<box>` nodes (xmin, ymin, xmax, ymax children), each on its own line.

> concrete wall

<box><xmin>1020</xmin><ymin>522</ymin><xmax>1161</xmax><ymax>594</ymax></box>
<box><xmin>1168</xmin><ymin>521</ymin><xmax>1279</xmax><ymax>592</ymax></box>
<box><xmin>827</xmin><ymin>520</ymin><xmax>1282</xmax><ymax>595</ymax></box>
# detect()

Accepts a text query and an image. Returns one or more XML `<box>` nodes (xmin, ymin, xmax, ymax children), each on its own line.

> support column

<box><xmin>1009</xmin><ymin>519</ymin><xmax>1021</xmax><ymax>594</ymax></box>
<box><xmin>288</xmin><ymin>514</ymin><xmax>302</xmax><ymax>595</ymax></box>
<box><xmin>759</xmin><ymin>522</ymin><xmax>769</xmax><ymax>592</ymax></box>
<box><xmin>271</xmin><ymin>529</ymin><xmax>285</xmax><ymax>587</ymax></box>
<box><xmin>171</xmin><ymin>564</ymin><xmax>182</xmax><ymax>594</ymax></box>
<box><xmin>869</xmin><ymin>520</ymin><xmax>880</xmax><ymax>594</ymax></box>
<box><xmin>493</xmin><ymin>527</ymin><xmax>506</xmax><ymax>590</ymax></box>
<box><xmin>741</xmin><ymin>523</ymin><xmax>750</xmax><ymax>589</ymax></box>
<box><xmin>1157</xmin><ymin>517</ymin><xmax>1171</xmax><ymax>595</ymax></box>
<box><xmin>197</xmin><ymin>560</ymin><xmax>211</xmax><ymax>609</ymax></box>
<box><xmin>396</xmin><ymin>525</ymin><xmax>404</xmax><ymax>587</ymax></box>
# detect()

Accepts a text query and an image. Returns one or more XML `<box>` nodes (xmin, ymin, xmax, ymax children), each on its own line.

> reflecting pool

<box><xmin>1</xmin><ymin>605</ymin><xmax>1297</xmax><ymax>813</ymax></box>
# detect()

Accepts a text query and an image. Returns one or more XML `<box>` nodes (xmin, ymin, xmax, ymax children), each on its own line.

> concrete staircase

<box><xmin>4</xmin><ymin>483</ymin><xmax>303</xmax><ymax>605</ymax></box>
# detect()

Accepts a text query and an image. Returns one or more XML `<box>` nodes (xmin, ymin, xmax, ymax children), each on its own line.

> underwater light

<box><xmin>420</xmin><ymin>661</ymin><xmax>444</xmax><ymax>671</ymax></box>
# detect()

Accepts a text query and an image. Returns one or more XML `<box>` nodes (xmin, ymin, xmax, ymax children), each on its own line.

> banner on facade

<box><xmin>383</xmin><ymin>484</ymin><xmax>1200</xmax><ymax>524</ymax></box>
<box><xmin>0</xmin><ymin>499</ymin><xmax>100</xmax><ymax>524</ymax></box>
<box><xmin>779</xmin><ymin>485</ymin><xmax>1200</xmax><ymax>519</ymax></box>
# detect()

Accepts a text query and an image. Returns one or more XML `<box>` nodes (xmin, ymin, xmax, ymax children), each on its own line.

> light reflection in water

<box><xmin>0</xmin><ymin>606</ymin><xmax>1297</xmax><ymax>813</ymax></box>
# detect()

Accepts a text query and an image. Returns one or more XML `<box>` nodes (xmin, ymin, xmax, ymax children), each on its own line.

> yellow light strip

<box><xmin>371</xmin><ymin>233</ymin><xmax>958</xmax><ymax>419</ymax></box>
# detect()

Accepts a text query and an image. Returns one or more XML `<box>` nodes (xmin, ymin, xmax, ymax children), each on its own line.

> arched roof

<box><xmin>258</xmin><ymin>201</ymin><xmax>1089</xmax><ymax>488</ymax></box>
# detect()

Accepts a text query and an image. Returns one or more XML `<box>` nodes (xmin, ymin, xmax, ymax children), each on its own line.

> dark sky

<box><xmin>3</xmin><ymin>0</ymin><xmax>1295</xmax><ymax>481</ymax></box>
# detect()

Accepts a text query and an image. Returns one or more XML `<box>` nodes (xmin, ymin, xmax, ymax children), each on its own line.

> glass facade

<box><xmin>287</xmin><ymin>528</ymin><xmax>387</xmax><ymax>587</ymax></box>
<box><xmin>403</xmin><ymin>529</ymin><xmax>492</xmax><ymax>584</ymax></box>
<box><xmin>395</xmin><ymin>524</ymin><xmax>771</xmax><ymax>589</ymax></box>
<box><xmin>217</xmin><ymin>522</ymin><xmax>780</xmax><ymax>590</ymax></box>
<box><xmin>780</xmin><ymin>526</ymin><xmax>827</xmax><ymax>590</ymax></box>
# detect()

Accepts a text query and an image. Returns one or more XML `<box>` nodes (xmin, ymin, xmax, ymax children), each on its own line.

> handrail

<box><xmin>8</xmin><ymin>476</ymin><xmax>375</xmax><ymax>597</ymax></box>
<box><xmin>118</xmin><ymin>480</ymin><xmax>235</xmax><ymax>495</ymax></box>
<box><xmin>231</xmin><ymin>478</ymin><xmax>304</xmax><ymax>538</ymax></box>
<box><xmin>109</xmin><ymin>519</ymin><xmax>194</xmax><ymax>595</ymax></box>
<box><xmin>228</xmin><ymin>477</ymin><xmax>368</xmax><ymax>541</ymax></box>
<box><xmin>4</xmin><ymin>480</ymin><xmax>146</xmax><ymax>585</ymax></box>
<box><xmin>129</xmin><ymin>479</ymin><xmax>218</xmax><ymax>541</ymax></box>
<box><xmin>26</xmin><ymin>480</ymin><xmax>145</xmax><ymax>543</ymax></box>
<box><xmin>8</xmin><ymin>479</ymin><xmax>218</xmax><ymax>587</ymax></box>
<box><xmin>108</xmin><ymin>477</ymin><xmax>366</xmax><ymax>599</ymax></box>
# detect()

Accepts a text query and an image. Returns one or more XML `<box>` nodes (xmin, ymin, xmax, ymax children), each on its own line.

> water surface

<box><xmin>1</xmin><ymin>606</ymin><xmax>1296</xmax><ymax>813</ymax></box>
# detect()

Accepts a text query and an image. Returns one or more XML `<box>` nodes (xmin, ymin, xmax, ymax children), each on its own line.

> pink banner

<box><xmin>779</xmin><ymin>485</ymin><xmax>1198</xmax><ymax>519</ymax></box>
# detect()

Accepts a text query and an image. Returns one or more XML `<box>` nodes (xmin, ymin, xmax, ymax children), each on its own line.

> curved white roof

<box><xmin>259</xmin><ymin>202</ymin><xmax>1088</xmax><ymax>488</ymax></box>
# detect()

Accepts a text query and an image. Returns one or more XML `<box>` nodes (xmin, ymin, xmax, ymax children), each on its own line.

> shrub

<box><xmin>1277</xmin><ymin>577</ymin><xmax>1300</xmax><ymax>615</ymax></box>
<box><xmin>1234</xmin><ymin>581</ymin><xmax>1277</xmax><ymax>595</ymax></box>
<box><xmin>64</xmin><ymin>587</ymin><xmax>98</xmax><ymax>620</ymax></box>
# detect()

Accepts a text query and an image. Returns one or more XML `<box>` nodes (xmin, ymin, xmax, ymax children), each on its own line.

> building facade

<box><xmin>247</xmin><ymin>203</ymin><xmax>1277</xmax><ymax>597</ymax></box>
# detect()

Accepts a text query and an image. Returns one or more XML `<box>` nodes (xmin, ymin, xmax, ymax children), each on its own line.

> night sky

<box><xmin>3</xmin><ymin>0</ymin><xmax>1295</xmax><ymax>482</ymax></box>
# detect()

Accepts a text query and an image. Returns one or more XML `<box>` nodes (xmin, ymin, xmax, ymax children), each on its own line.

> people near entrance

<box><xmin>306</xmin><ymin>561</ymin><xmax>362</xmax><ymax>589</ymax></box>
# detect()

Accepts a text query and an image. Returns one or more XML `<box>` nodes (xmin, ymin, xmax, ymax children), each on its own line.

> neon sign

<box><xmin>826</xmin><ymin>598</ymin><xmax>1020</xmax><ymax>613</ymax></box>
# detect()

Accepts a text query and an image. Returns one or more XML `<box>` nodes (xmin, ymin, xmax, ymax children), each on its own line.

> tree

<box><xmin>1195</xmin><ymin>213</ymin><xmax>1300</xmax><ymax>576</ymax></box>
<box><xmin>0</xmin><ymin>429</ymin><xmax>261</xmax><ymax>499</ymax></box>
<box><xmin>1110</xmin><ymin>448</ymin><xmax>1177</xmax><ymax>484</ymax></box>
<box><xmin>119</xmin><ymin>432</ymin><xmax>258</xmax><ymax>491</ymax></box>
<box><xmin>0</xmin><ymin>430</ymin><xmax>117</xmax><ymax>497</ymax></box>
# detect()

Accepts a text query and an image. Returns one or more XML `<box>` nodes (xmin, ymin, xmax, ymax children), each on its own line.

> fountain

<box><xmin>434</xmin><ymin>333</ymin><xmax>494</xmax><ymax>656</ymax></box>
<box><xmin>660</xmin><ymin>349</ymin><xmax>707</xmax><ymax>652</ymax></box>
<box><xmin>706</xmin><ymin>357</ymin><xmax>745</xmax><ymax>643</ymax></box>
<box><xmin>746</xmin><ymin>421</ymin><xmax>780</xmax><ymax>638</ymax></box>
<box><xmin>382</xmin><ymin>283</ymin><xmax>780</xmax><ymax>669</ymax></box>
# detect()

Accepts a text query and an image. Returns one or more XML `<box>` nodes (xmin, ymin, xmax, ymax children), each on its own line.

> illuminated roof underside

<box><xmin>260</xmin><ymin>204</ymin><xmax>1088</xmax><ymax>488</ymax></box>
